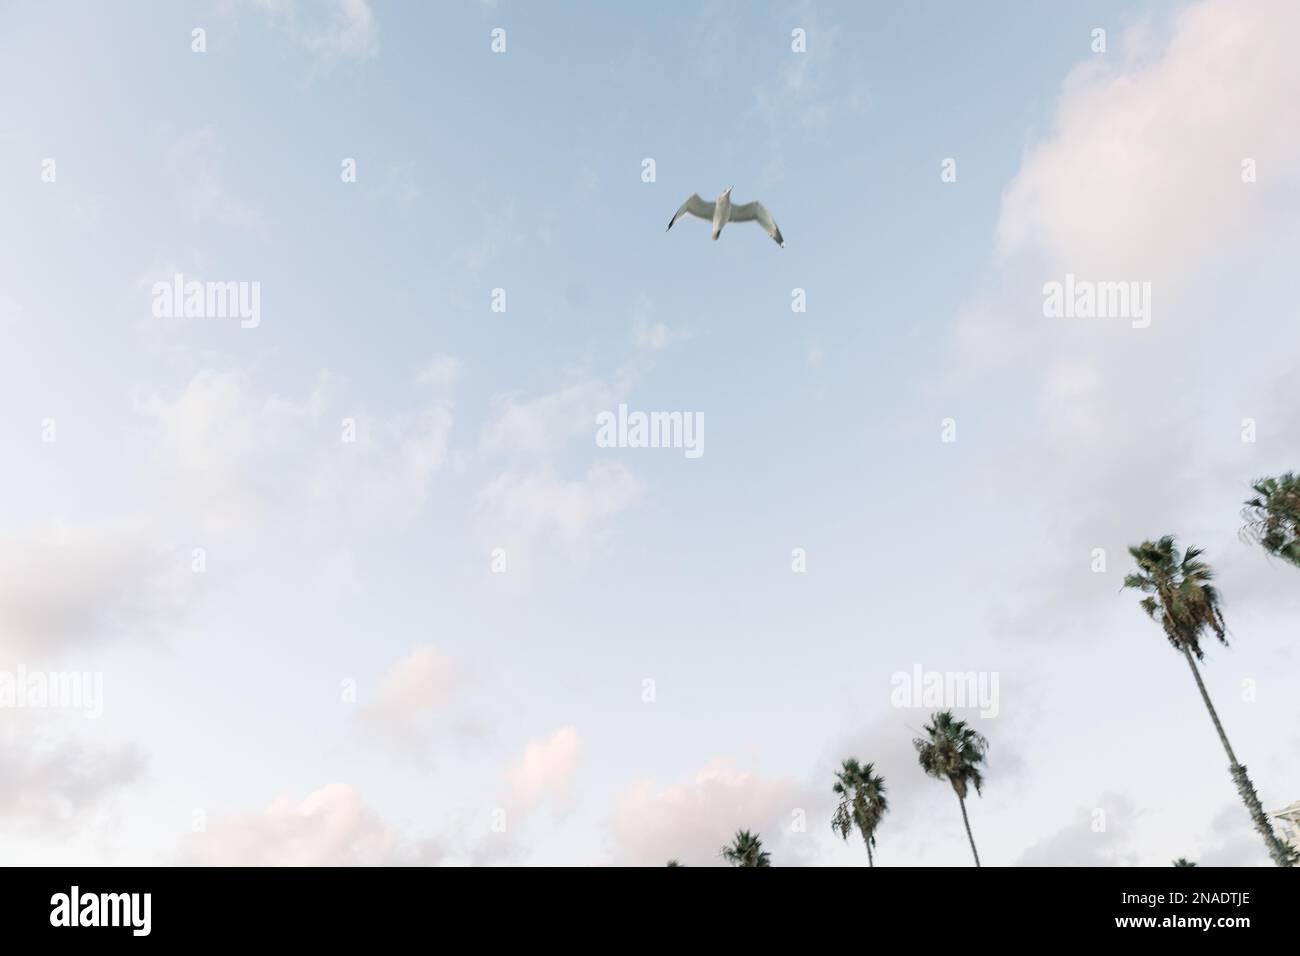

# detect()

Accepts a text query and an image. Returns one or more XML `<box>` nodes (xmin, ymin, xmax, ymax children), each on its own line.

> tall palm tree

<box><xmin>831</xmin><ymin>758</ymin><xmax>889</xmax><ymax>866</ymax></box>
<box><xmin>1172</xmin><ymin>858</ymin><xmax>1198</xmax><ymax>867</ymax></box>
<box><xmin>1124</xmin><ymin>536</ymin><xmax>1297</xmax><ymax>867</ymax></box>
<box><xmin>914</xmin><ymin>710</ymin><xmax>988</xmax><ymax>866</ymax></box>
<box><xmin>719</xmin><ymin>829</ymin><xmax>771</xmax><ymax>867</ymax></box>
<box><xmin>1241</xmin><ymin>473</ymin><xmax>1300</xmax><ymax>568</ymax></box>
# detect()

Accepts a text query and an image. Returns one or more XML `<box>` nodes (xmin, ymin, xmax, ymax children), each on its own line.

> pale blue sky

<box><xmin>2</xmin><ymin>0</ymin><xmax>1298</xmax><ymax>866</ymax></box>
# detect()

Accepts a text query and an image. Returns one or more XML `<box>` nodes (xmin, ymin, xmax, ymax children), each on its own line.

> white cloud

<box><xmin>634</xmin><ymin>319</ymin><xmax>682</xmax><ymax>352</ymax></box>
<box><xmin>313</xmin><ymin>405</ymin><xmax>454</xmax><ymax>526</ymax></box>
<box><xmin>248</xmin><ymin>0</ymin><xmax>379</xmax><ymax>64</ymax></box>
<box><xmin>0</xmin><ymin>518</ymin><xmax>198</xmax><ymax>660</ymax></box>
<box><xmin>480</xmin><ymin>380</ymin><xmax>620</xmax><ymax>458</ymax></box>
<box><xmin>474</xmin><ymin>368</ymin><xmax>646</xmax><ymax>578</ymax></box>
<box><xmin>134</xmin><ymin>369</ymin><xmax>329</xmax><ymax>536</ymax></box>
<box><xmin>755</xmin><ymin>41</ymin><xmax>833</xmax><ymax>132</ymax></box>
<box><xmin>609</xmin><ymin>758</ymin><xmax>809</xmax><ymax>866</ymax></box>
<box><xmin>1195</xmin><ymin>803</ymin><xmax>1275</xmax><ymax>867</ymax></box>
<box><xmin>0</xmin><ymin>718</ymin><xmax>145</xmax><ymax>835</ymax></box>
<box><xmin>749</xmin><ymin>6</ymin><xmax>866</xmax><ymax>185</ymax></box>
<box><xmin>415</xmin><ymin>354</ymin><xmax>460</xmax><ymax>392</ymax></box>
<box><xmin>0</xmin><ymin>360</ymin><xmax>454</xmax><ymax>660</ymax></box>
<box><xmin>0</xmin><ymin>363</ymin><xmax>455</xmax><ymax>661</ymax></box>
<box><xmin>1013</xmin><ymin>794</ymin><xmax>1142</xmax><ymax>866</ymax></box>
<box><xmin>506</xmin><ymin>726</ymin><xmax>581</xmax><ymax>815</ymax></box>
<box><xmin>472</xmin><ymin>347</ymin><xmax>654</xmax><ymax>571</ymax></box>
<box><xmin>358</xmin><ymin>645</ymin><xmax>478</xmax><ymax>754</ymax></box>
<box><xmin>475</xmin><ymin>463</ymin><xmax>643</xmax><ymax>567</ymax></box>
<box><xmin>997</xmin><ymin>0</ymin><xmax>1300</xmax><ymax>284</ymax></box>
<box><xmin>303</xmin><ymin>0</ymin><xmax>379</xmax><ymax>61</ymax></box>
<box><xmin>136</xmin><ymin>365</ymin><xmax>454</xmax><ymax>532</ymax></box>
<box><xmin>630</xmin><ymin>294</ymin><xmax>690</xmax><ymax>351</ymax></box>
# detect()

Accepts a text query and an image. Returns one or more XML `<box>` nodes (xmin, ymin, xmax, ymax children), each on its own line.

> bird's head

<box><xmin>722</xmin><ymin>185</ymin><xmax>733</xmax><ymax>198</ymax></box>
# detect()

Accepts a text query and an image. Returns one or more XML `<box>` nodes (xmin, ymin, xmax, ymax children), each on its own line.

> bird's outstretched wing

<box><xmin>728</xmin><ymin>201</ymin><xmax>785</xmax><ymax>247</ymax></box>
<box><xmin>667</xmin><ymin>194</ymin><xmax>715</xmax><ymax>231</ymax></box>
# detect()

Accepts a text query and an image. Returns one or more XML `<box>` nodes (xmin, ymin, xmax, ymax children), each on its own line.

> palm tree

<box><xmin>831</xmin><ymin>758</ymin><xmax>889</xmax><ymax>866</ymax></box>
<box><xmin>719</xmin><ymin>829</ymin><xmax>771</xmax><ymax>867</ymax></box>
<box><xmin>666</xmin><ymin>859</ymin><xmax>683</xmax><ymax>867</ymax></box>
<box><xmin>1172</xmin><ymin>858</ymin><xmax>1198</xmax><ymax>867</ymax></box>
<box><xmin>1124</xmin><ymin>537</ymin><xmax>1297</xmax><ymax>867</ymax></box>
<box><xmin>1241</xmin><ymin>473</ymin><xmax>1300</xmax><ymax>568</ymax></box>
<box><xmin>914</xmin><ymin>710</ymin><xmax>988</xmax><ymax>866</ymax></box>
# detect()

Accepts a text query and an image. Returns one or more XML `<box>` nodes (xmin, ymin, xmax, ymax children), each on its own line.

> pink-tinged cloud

<box><xmin>610</xmin><ymin>758</ymin><xmax>811</xmax><ymax>866</ymax></box>
<box><xmin>506</xmin><ymin>726</ymin><xmax>581</xmax><ymax>814</ymax></box>
<box><xmin>363</xmin><ymin>646</ymin><xmax>461</xmax><ymax>725</ymax></box>
<box><xmin>997</xmin><ymin>0</ymin><xmax>1300</xmax><ymax>285</ymax></box>
<box><xmin>185</xmin><ymin>784</ymin><xmax>402</xmax><ymax>866</ymax></box>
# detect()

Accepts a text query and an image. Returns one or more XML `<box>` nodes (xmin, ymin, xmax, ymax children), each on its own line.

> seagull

<box><xmin>666</xmin><ymin>186</ymin><xmax>785</xmax><ymax>247</ymax></box>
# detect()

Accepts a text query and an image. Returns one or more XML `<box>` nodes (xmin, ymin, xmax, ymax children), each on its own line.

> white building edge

<box><xmin>1275</xmin><ymin>800</ymin><xmax>1300</xmax><ymax>851</ymax></box>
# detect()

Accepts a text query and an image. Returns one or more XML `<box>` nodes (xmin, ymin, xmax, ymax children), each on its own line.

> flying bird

<box><xmin>666</xmin><ymin>186</ymin><xmax>785</xmax><ymax>247</ymax></box>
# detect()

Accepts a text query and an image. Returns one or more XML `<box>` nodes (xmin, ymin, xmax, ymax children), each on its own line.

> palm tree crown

<box><xmin>1122</xmin><ymin>536</ymin><xmax>1227</xmax><ymax>660</ymax></box>
<box><xmin>832</xmin><ymin>758</ymin><xmax>888</xmax><ymax>865</ymax></box>
<box><xmin>720</xmin><ymin>829</ymin><xmax>771</xmax><ymax>867</ymax></box>
<box><xmin>1241</xmin><ymin>473</ymin><xmax>1300</xmax><ymax>568</ymax></box>
<box><xmin>914</xmin><ymin>711</ymin><xmax>988</xmax><ymax>801</ymax></box>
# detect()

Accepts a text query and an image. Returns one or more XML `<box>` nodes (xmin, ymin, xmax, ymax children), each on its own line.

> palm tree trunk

<box><xmin>866</xmin><ymin>840</ymin><xmax>873</xmax><ymax>868</ymax></box>
<box><xmin>1182</xmin><ymin>645</ymin><xmax>1240</xmax><ymax>763</ymax></box>
<box><xmin>957</xmin><ymin>793</ymin><xmax>981</xmax><ymax>867</ymax></box>
<box><xmin>1181</xmin><ymin>645</ymin><xmax>1296</xmax><ymax>867</ymax></box>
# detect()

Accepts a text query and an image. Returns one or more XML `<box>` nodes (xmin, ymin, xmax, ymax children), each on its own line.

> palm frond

<box><xmin>1122</xmin><ymin>536</ymin><xmax>1229</xmax><ymax>658</ymax></box>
